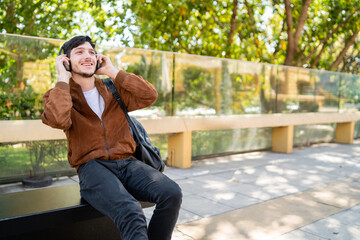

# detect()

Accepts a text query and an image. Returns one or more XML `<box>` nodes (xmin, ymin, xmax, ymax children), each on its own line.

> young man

<box><xmin>41</xmin><ymin>36</ymin><xmax>182</xmax><ymax>240</ymax></box>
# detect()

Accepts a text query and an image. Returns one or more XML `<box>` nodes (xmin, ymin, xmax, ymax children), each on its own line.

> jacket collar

<box><xmin>69</xmin><ymin>77</ymin><xmax>108</xmax><ymax>117</ymax></box>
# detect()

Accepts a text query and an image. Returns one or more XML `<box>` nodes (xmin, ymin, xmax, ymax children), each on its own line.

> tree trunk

<box><xmin>225</xmin><ymin>0</ymin><xmax>238</xmax><ymax>58</ymax></box>
<box><xmin>293</xmin><ymin>0</ymin><xmax>313</xmax><ymax>47</ymax></box>
<box><xmin>284</xmin><ymin>36</ymin><xmax>295</xmax><ymax>66</ymax></box>
<box><xmin>284</xmin><ymin>0</ymin><xmax>294</xmax><ymax>66</ymax></box>
<box><xmin>3</xmin><ymin>1</ymin><xmax>17</xmax><ymax>33</ymax></box>
<box><xmin>284</xmin><ymin>0</ymin><xmax>313</xmax><ymax>66</ymax></box>
<box><xmin>329</xmin><ymin>30</ymin><xmax>359</xmax><ymax>71</ymax></box>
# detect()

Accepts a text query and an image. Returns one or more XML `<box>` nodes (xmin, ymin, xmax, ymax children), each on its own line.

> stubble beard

<box><xmin>72</xmin><ymin>69</ymin><xmax>96</xmax><ymax>78</ymax></box>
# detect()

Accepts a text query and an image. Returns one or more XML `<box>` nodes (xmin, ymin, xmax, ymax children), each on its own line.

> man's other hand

<box><xmin>95</xmin><ymin>54</ymin><xmax>119</xmax><ymax>80</ymax></box>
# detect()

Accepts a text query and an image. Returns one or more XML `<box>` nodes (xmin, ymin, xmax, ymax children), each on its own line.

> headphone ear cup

<box><xmin>59</xmin><ymin>45</ymin><xmax>72</xmax><ymax>72</ymax></box>
<box><xmin>96</xmin><ymin>60</ymin><xmax>100</xmax><ymax>71</ymax></box>
<box><xmin>63</xmin><ymin>61</ymin><xmax>71</xmax><ymax>72</ymax></box>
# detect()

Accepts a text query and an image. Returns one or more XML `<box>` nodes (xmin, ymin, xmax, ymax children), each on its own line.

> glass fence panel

<box><xmin>293</xmin><ymin>124</ymin><xmax>335</xmax><ymax>147</ymax></box>
<box><xmin>354</xmin><ymin>121</ymin><xmax>360</xmax><ymax>138</ymax></box>
<box><xmin>262</xmin><ymin>65</ymin><xmax>278</xmax><ymax>113</ymax></box>
<box><xmin>192</xmin><ymin>128</ymin><xmax>272</xmax><ymax>158</ymax></box>
<box><xmin>173</xmin><ymin>54</ymin><xmax>273</xmax><ymax>116</ymax></box>
<box><xmin>0</xmin><ymin>140</ymin><xmax>74</xmax><ymax>183</ymax></box>
<box><xmin>297</xmin><ymin>70</ymin><xmax>318</xmax><ymax>112</ymax></box>
<box><xmin>275</xmin><ymin>67</ymin><xmax>319</xmax><ymax>113</ymax></box>
<box><xmin>103</xmin><ymin>47</ymin><xmax>174</xmax><ymax>117</ymax></box>
<box><xmin>172</xmin><ymin>54</ymin><xmax>219</xmax><ymax>115</ymax></box>
<box><xmin>148</xmin><ymin>134</ymin><xmax>168</xmax><ymax>162</ymax></box>
<box><xmin>316</xmin><ymin>71</ymin><xmax>340</xmax><ymax>112</ymax></box>
<box><xmin>0</xmin><ymin>34</ymin><xmax>63</xmax><ymax>120</ymax></box>
<box><xmin>274</xmin><ymin>66</ymin><xmax>298</xmax><ymax>113</ymax></box>
<box><xmin>2</xmin><ymin>33</ymin><xmax>356</xmax><ymax>120</ymax></box>
<box><xmin>339</xmin><ymin>73</ymin><xmax>360</xmax><ymax>111</ymax></box>
<box><xmin>226</xmin><ymin>60</ymin><xmax>266</xmax><ymax>114</ymax></box>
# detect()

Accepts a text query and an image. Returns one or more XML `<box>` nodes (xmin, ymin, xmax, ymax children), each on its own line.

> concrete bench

<box><xmin>1</xmin><ymin>112</ymin><xmax>360</xmax><ymax>170</ymax></box>
<box><xmin>0</xmin><ymin>183</ymin><xmax>153</xmax><ymax>239</ymax></box>
<box><xmin>162</xmin><ymin>112</ymin><xmax>360</xmax><ymax>168</ymax></box>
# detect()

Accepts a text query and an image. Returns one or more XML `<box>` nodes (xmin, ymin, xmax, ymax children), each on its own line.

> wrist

<box><xmin>58</xmin><ymin>75</ymin><xmax>70</xmax><ymax>84</ymax></box>
<box><xmin>108</xmin><ymin>67</ymin><xmax>119</xmax><ymax>80</ymax></box>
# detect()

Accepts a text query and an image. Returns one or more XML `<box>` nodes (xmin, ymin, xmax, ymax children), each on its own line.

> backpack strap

<box><xmin>102</xmin><ymin>78</ymin><xmax>127</xmax><ymax>113</ymax></box>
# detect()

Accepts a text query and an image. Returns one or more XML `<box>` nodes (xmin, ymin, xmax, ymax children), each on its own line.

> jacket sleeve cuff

<box><xmin>114</xmin><ymin>70</ymin><xmax>130</xmax><ymax>86</ymax></box>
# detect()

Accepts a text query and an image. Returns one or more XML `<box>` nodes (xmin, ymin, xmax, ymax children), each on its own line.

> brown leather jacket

<box><xmin>41</xmin><ymin>70</ymin><xmax>158</xmax><ymax>170</ymax></box>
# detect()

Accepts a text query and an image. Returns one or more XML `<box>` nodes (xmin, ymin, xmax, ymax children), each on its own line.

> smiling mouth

<box><xmin>80</xmin><ymin>62</ymin><xmax>94</xmax><ymax>67</ymax></box>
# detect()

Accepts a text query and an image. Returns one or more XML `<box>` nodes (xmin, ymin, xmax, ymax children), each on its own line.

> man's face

<box><xmin>69</xmin><ymin>42</ymin><xmax>97</xmax><ymax>78</ymax></box>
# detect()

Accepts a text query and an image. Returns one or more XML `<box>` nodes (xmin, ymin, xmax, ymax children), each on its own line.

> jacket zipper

<box><xmin>100</xmin><ymin>119</ymin><xmax>111</xmax><ymax>160</ymax></box>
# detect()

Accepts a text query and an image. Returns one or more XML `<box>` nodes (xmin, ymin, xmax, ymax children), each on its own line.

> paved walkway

<box><xmin>155</xmin><ymin>140</ymin><xmax>360</xmax><ymax>240</ymax></box>
<box><xmin>1</xmin><ymin>140</ymin><xmax>360</xmax><ymax>239</ymax></box>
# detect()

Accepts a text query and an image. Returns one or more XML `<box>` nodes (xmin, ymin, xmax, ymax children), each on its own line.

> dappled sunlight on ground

<box><xmin>171</xmin><ymin>140</ymin><xmax>360</xmax><ymax>239</ymax></box>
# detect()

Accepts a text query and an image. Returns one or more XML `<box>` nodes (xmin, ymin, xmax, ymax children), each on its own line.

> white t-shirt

<box><xmin>83</xmin><ymin>87</ymin><xmax>105</xmax><ymax>119</ymax></box>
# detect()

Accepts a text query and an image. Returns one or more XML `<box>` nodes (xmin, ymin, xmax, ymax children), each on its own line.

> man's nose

<box><xmin>83</xmin><ymin>52</ymin><xmax>93</xmax><ymax>58</ymax></box>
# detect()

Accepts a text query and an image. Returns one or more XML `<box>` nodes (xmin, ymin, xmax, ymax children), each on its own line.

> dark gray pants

<box><xmin>78</xmin><ymin>158</ymin><xmax>182</xmax><ymax>240</ymax></box>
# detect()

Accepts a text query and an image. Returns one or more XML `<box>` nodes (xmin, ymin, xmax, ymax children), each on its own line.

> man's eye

<box><xmin>90</xmin><ymin>51</ymin><xmax>95</xmax><ymax>55</ymax></box>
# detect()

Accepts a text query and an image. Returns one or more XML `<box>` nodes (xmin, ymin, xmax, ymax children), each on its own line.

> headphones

<box><xmin>58</xmin><ymin>44</ymin><xmax>100</xmax><ymax>72</ymax></box>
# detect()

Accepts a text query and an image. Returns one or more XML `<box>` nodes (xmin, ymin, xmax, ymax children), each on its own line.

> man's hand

<box><xmin>95</xmin><ymin>54</ymin><xmax>119</xmax><ymax>80</ymax></box>
<box><xmin>56</xmin><ymin>54</ymin><xmax>72</xmax><ymax>84</ymax></box>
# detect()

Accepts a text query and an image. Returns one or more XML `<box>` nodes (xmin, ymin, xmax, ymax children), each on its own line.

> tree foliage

<box><xmin>0</xmin><ymin>0</ymin><xmax>104</xmax><ymax>39</ymax></box>
<box><xmin>115</xmin><ymin>0</ymin><xmax>360</xmax><ymax>73</ymax></box>
<box><xmin>0</xmin><ymin>0</ymin><xmax>106</xmax><ymax>118</ymax></box>
<box><xmin>1</xmin><ymin>0</ymin><xmax>359</xmax><ymax>72</ymax></box>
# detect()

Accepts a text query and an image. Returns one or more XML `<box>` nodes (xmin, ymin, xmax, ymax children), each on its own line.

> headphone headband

<box><xmin>58</xmin><ymin>44</ymin><xmax>97</xmax><ymax>57</ymax></box>
<box><xmin>58</xmin><ymin>45</ymin><xmax>65</xmax><ymax>56</ymax></box>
